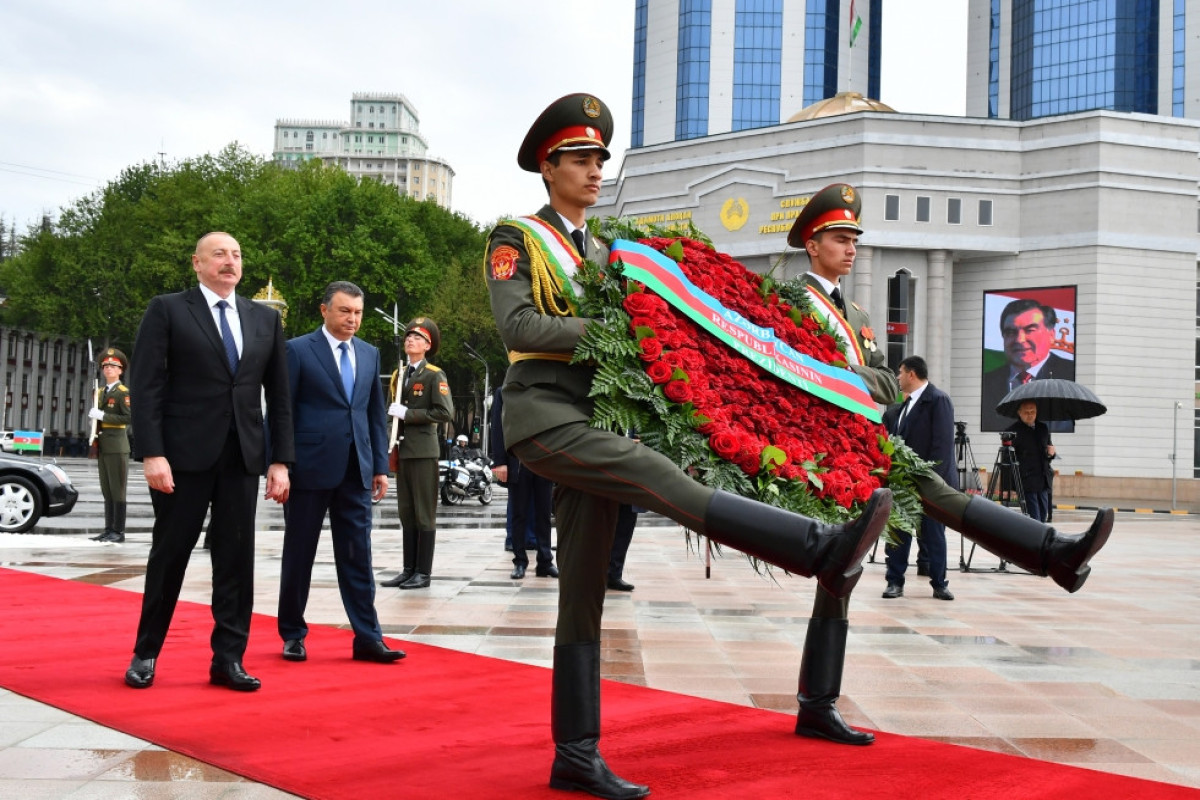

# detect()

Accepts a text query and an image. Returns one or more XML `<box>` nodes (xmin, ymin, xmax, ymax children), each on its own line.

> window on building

<box><xmin>948</xmin><ymin>197</ymin><xmax>962</xmax><ymax>224</ymax></box>
<box><xmin>306</xmin><ymin>131</ymin><xmax>313</xmax><ymax>142</ymax></box>
<box><xmin>368</xmin><ymin>136</ymin><xmax>373</xmax><ymax>143</ymax></box>
<box><xmin>885</xmin><ymin>194</ymin><xmax>900</xmax><ymax>221</ymax></box>
<box><xmin>886</xmin><ymin>270</ymin><xmax>915</xmax><ymax>371</ymax></box>
<box><xmin>916</xmin><ymin>196</ymin><xmax>931</xmax><ymax>222</ymax></box>
<box><xmin>979</xmin><ymin>199</ymin><xmax>993</xmax><ymax>226</ymax></box>
<box><xmin>369</xmin><ymin>122</ymin><xmax>374</xmax><ymax>128</ymax></box>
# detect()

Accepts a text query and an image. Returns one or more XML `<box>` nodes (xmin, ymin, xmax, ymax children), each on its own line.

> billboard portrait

<box><xmin>980</xmin><ymin>286</ymin><xmax>1077</xmax><ymax>433</ymax></box>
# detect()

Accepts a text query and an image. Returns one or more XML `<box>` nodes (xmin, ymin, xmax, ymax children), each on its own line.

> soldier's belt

<box><xmin>101</xmin><ymin>424</ymin><xmax>127</xmax><ymax>429</ymax></box>
<box><xmin>508</xmin><ymin>350</ymin><xmax>573</xmax><ymax>364</ymax></box>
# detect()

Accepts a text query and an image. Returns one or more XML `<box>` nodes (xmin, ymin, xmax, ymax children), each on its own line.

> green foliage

<box><xmin>0</xmin><ymin>145</ymin><xmax>504</xmax><ymax>395</ymax></box>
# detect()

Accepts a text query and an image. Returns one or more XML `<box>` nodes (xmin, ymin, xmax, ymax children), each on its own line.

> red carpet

<box><xmin>1</xmin><ymin>567</ymin><xmax>1195</xmax><ymax>799</ymax></box>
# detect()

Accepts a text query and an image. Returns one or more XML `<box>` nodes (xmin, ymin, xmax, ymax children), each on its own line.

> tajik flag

<box><xmin>849</xmin><ymin>0</ymin><xmax>863</xmax><ymax>47</ymax></box>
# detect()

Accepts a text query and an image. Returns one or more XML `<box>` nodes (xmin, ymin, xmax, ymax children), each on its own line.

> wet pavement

<box><xmin>1</xmin><ymin>456</ymin><xmax>1199</xmax><ymax>797</ymax></box>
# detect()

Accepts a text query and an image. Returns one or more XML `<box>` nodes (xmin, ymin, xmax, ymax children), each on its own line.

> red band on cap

<box><xmin>537</xmin><ymin>125</ymin><xmax>606</xmax><ymax>164</ymax></box>
<box><xmin>801</xmin><ymin>209</ymin><xmax>862</xmax><ymax>244</ymax></box>
<box><xmin>409</xmin><ymin>326</ymin><xmax>432</xmax><ymax>343</ymax></box>
<box><xmin>101</xmin><ymin>359</ymin><xmax>122</xmax><ymax>366</ymax></box>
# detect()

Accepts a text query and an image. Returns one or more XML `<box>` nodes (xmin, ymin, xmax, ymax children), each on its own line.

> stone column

<box><xmin>927</xmin><ymin>250</ymin><xmax>949</xmax><ymax>381</ymax></box>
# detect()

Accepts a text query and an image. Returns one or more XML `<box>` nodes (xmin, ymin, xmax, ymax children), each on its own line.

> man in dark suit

<box><xmin>981</xmin><ymin>298</ymin><xmax>1075</xmax><ymax>431</ymax></box>
<box><xmin>488</xmin><ymin>387</ymin><xmax>556</xmax><ymax>581</ymax></box>
<box><xmin>125</xmin><ymin>231</ymin><xmax>294</xmax><ymax>692</ymax></box>
<box><xmin>276</xmin><ymin>281</ymin><xmax>404</xmax><ymax>665</ymax></box>
<box><xmin>882</xmin><ymin>356</ymin><xmax>958</xmax><ymax>601</ymax></box>
<box><xmin>485</xmin><ymin>95</ymin><xmax>890</xmax><ymax>799</ymax></box>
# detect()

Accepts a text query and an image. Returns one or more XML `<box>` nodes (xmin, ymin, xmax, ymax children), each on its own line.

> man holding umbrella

<box><xmin>1007</xmin><ymin>401</ymin><xmax>1055</xmax><ymax>521</ymax></box>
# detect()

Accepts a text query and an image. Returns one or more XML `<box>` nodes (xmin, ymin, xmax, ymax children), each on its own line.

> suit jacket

<box><xmin>486</xmin><ymin>204</ymin><xmax>609</xmax><ymax>445</ymax></box>
<box><xmin>389</xmin><ymin>360</ymin><xmax>453</xmax><ymax>460</ymax></box>
<box><xmin>894</xmin><ymin>382</ymin><xmax>959</xmax><ymax>489</ymax></box>
<box><xmin>980</xmin><ymin>352</ymin><xmax>1075</xmax><ymax>432</ymax></box>
<box><xmin>131</xmin><ymin>286</ymin><xmax>294</xmax><ymax>473</ymax></box>
<box><xmin>802</xmin><ymin>275</ymin><xmax>899</xmax><ymax>406</ymax></box>
<box><xmin>286</xmin><ymin>328</ymin><xmax>388</xmax><ymax>491</ymax></box>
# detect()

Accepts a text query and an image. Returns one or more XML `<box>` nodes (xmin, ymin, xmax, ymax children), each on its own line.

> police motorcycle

<box><xmin>440</xmin><ymin>437</ymin><xmax>493</xmax><ymax>506</ymax></box>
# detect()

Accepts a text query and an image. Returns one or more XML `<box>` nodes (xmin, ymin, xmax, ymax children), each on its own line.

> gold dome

<box><xmin>787</xmin><ymin>91</ymin><xmax>896</xmax><ymax>122</ymax></box>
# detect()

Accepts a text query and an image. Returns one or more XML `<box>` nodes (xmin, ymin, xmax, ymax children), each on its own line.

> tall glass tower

<box><xmin>632</xmin><ymin>0</ymin><xmax>883</xmax><ymax>148</ymax></box>
<box><xmin>970</xmin><ymin>0</ymin><xmax>1189</xmax><ymax>120</ymax></box>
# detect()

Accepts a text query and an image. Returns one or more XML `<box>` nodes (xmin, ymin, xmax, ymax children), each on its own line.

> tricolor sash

<box><xmin>609</xmin><ymin>240</ymin><xmax>881</xmax><ymax>423</ymax></box>
<box><xmin>500</xmin><ymin>215</ymin><xmax>584</xmax><ymax>314</ymax></box>
<box><xmin>805</xmin><ymin>286</ymin><xmax>865</xmax><ymax>367</ymax></box>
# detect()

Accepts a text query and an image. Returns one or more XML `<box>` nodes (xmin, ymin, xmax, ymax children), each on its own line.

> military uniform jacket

<box><xmin>803</xmin><ymin>275</ymin><xmax>899</xmax><ymax>406</ymax></box>
<box><xmin>391</xmin><ymin>360</ymin><xmax>453</xmax><ymax>460</ymax></box>
<box><xmin>97</xmin><ymin>382</ymin><xmax>131</xmax><ymax>455</ymax></box>
<box><xmin>485</xmin><ymin>204</ymin><xmax>608</xmax><ymax>446</ymax></box>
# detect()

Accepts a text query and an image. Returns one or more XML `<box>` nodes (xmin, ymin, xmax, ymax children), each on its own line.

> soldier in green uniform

<box><xmin>89</xmin><ymin>348</ymin><xmax>131</xmax><ymax>543</ymax></box>
<box><xmin>786</xmin><ymin>183</ymin><xmax>1115</xmax><ymax>747</ymax></box>
<box><xmin>379</xmin><ymin>318</ymin><xmax>453</xmax><ymax>590</ymax></box>
<box><xmin>484</xmin><ymin>94</ymin><xmax>891</xmax><ymax>800</ymax></box>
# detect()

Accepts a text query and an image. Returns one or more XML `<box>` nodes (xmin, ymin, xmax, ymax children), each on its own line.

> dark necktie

<box><xmin>339</xmin><ymin>342</ymin><xmax>354</xmax><ymax>401</ymax></box>
<box><xmin>571</xmin><ymin>228</ymin><xmax>586</xmax><ymax>259</ymax></box>
<box><xmin>830</xmin><ymin>286</ymin><xmax>845</xmax><ymax>314</ymax></box>
<box><xmin>216</xmin><ymin>300</ymin><xmax>239</xmax><ymax>373</ymax></box>
<box><xmin>896</xmin><ymin>396</ymin><xmax>912</xmax><ymax>432</ymax></box>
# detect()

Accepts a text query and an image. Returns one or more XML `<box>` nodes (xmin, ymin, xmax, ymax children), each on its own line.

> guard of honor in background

<box><xmin>89</xmin><ymin>347</ymin><xmax>131</xmax><ymax>544</ymax></box>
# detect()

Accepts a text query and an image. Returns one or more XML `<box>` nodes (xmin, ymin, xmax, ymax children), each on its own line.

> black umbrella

<box><xmin>995</xmin><ymin>378</ymin><xmax>1107</xmax><ymax>421</ymax></box>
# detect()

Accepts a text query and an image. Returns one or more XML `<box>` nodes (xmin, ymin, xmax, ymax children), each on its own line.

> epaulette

<box><xmin>426</xmin><ymin>365</ymin><xmax>442</xmax><ymax>373</ymax></box>
<box><xmin>117</xmin><ymin>384</ymin><xmax>128</xmax><ymax>391</ymax></box>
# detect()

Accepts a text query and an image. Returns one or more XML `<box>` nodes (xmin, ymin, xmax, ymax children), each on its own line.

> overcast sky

<box><xmin>0</xmin><ymin>0</ymin><xmax>969</xmax><ymax>233</ymax></box>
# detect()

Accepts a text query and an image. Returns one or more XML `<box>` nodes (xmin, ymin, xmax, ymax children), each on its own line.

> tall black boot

<box><xmin>950</xmin><ymin>497</ymin><xmax>1113</xmax><ymax>593</ymax></box>
<box><xmin>381</xmin><ymin>528</ymin><xmax>418</xmax><ymax>587</ymax></box>
<box><xmin>549</xmin><ymin>642</ymin><xmax>649</xmax><ymax>800</ymax></box>
<box><xmin>703</xmin><ymin>489</ymin><xmax>891</xmax><ymax>598</ymax></box>
<box><xmin>109</xmin><ymin>502</ymin><xmax>126</xmax><ymax>543</ymax></box>
<box><xmin>399</xmin><ymin>530</ymin><xmax>435</xmax><ymax>590</ymax></box>
<box><xmin>91</xmin><ymin>500</ymin><xmax>115</xmax><ymax>541</ymax></box>
<box><xmin>795</xmin><ymin>618</ymin><xmax>874</xmax><ymax>745</ymax></box>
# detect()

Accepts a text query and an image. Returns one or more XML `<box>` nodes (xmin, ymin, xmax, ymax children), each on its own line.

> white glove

<box><xmin>388</xmin><ymin>402</ymin><xmax>408</xmax><ymax>419</ymax></box>
<box><xmin>88</xmin><ymin>407</ymin><xmax>105</xmax><ymax>421</ymax></box>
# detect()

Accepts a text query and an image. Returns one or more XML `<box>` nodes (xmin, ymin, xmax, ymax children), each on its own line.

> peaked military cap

<box><xmin>787</xmin><ymin>183</ymin><xmax>864</xmax><ymax>248</ymax></box>
<box><xmin>517</xmin><ymin>93</ymin><xmax>614</xmax><ymax>172</ymax></box>
<box><xmin>404</xmin><ymin>317</ymin><xmax>441</xmax><ymax>359</ymax></box>
<box><xmin>99</xmin><ymin>347</ymin><xmax>127</xmax><ymax>373</ymax></box>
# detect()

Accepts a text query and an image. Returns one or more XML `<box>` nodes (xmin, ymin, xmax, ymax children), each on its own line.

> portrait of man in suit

<box><xmin>276</xmin><ymin>281</ymin><xmax>404</xmax><ymax>665</ymax></box>
<box><xmin>980</xmin><ymin>293</ymin><xmax>1076</xmax><ymax>432</ymax></box>
<box><xmin>125</xmin><ymin>231</ymin><xmax>294</xmax><ymax>692</ymax></box>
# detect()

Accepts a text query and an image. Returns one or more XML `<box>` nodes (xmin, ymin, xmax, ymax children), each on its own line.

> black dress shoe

<box><xmin>209</xmin><ymin>661</ymin><xmax>261</xmax><ymax>691</ymax></box>
<box><xmin>282</xmin><ymin>639</ymin><xmax>307</xmax><ymax>662</ymax></box>
<box><xmin>398</xmin><ymin>573</ymin><xmax>430</xmax><ymax>590</ymax></box>
<box><xmin>606</xmin><ymin>577</ymin><xmax>635</xmax><ymax>592</ymax></box>
<box><xmin>882</xmin><ymin>583</ymin><xmax>903</xmax><ymax>599</ymax></box>
<box><xmin>510</xmin><ymin>564</ymin><xmax>526</xmax><ymax>579</ymax></box>
<box><xmin>933</xmin><ymin>587</ymin><xmax>955</xmax><ymax>601</ymax></box>
<box><xmin>90</xmin><ymin>530</ymin><xmax>114</xmax><ymax>542</ymax></box>
<box><xmin>380</xmin><ymin>569</ymin><xmax>415</xmax><ymax>588</ymax></box>
<box><xmin>124</xmin><ymin>656</ymin><xmax>155</xmax><ymax>689</ymax></box>
<box><xmin>535</xmin><ymin>565</ymin><xmax>559</xmax><ymax>578</ymax></box>
<box><xmin>352</xmin><ymin>640</ymin><xmax>406</xmax><ymax>663</ymax></box>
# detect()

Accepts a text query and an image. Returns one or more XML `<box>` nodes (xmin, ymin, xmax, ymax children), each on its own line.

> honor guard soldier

<box><xmin>380</xmin><ymin>317</ymin><xmax>453</xmax><ymax>590</ymax></box>
<box><xmin>89</xmin><ymin>348</ymin><xmax>131</xmax><ymax>543</ymax></box>
<box><xmin>484</xmin><ymin>94</ymin><xmax>891</xmax><ymax>800</ymax></box>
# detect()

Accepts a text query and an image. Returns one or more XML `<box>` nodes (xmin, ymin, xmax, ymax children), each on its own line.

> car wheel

<box><xmin>0</xmin><ymin>475</ymin><xmax>43</xmax><ymax>533</ymax></box>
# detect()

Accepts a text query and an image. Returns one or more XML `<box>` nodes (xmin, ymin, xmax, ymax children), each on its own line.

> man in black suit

<box><xmin>981</xmin><ymin>298</ymin><xmax>1074</xmax><ymax>431</ymax></box>
<box><xmin>882</xmin><ymin>356</ymin><xmax>958</xmax><ymax>601</ymax></box>
<box><xmin>488</xmin><ymin>387</ymin><xmax>556</xmax><ymax>581</ymax></box>
<box><xmin>125</xmin><ymin>231</ymin><xmax>294</xmax><ymax>692</ymax></box>
<box><xmin>276</xmin><ymin>281</ymin><xmax>403</xmax><ymax>665</ymax></box>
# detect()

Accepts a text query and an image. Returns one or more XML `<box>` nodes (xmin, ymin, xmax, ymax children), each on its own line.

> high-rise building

<box><xmin>272</xmin><ymin>92</ymin><xmax>454</xmax><ymax>208</ymax></box>
<box><xmin>967</xmin><ymin>0</ymin><xmax>1192</xmax><ymax>120</ymax></box>
<box><xmin>632</xmin><ymin>0</ymin><xmax>882</xmax><ymax>147</ymax></box>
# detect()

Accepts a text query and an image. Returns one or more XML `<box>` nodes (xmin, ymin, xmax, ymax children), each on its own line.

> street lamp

<box><xmin>462</xmin><ymin>342</ymin><xmax>490</xmax><ymax>458</ymax></box>
<box><xmin>1171</xmin><ymin>400</ymin><xmax>1182</xmax><ymax>510</ymax></box>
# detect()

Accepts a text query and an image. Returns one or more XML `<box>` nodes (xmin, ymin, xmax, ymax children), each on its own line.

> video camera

<box><xmin>999</xmin><ymin>430</ymin><xmax>1016</xmax><ymax>446</ymax></box>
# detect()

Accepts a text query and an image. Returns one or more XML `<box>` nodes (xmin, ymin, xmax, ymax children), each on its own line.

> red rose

<box><xmin>664</xmin><ymin>379</ymin><xmax>693</xmax><ymax>404</ymax></box>
<box><xmin>638</xmin><ymin>337</ymin><xmax>664</xmax><ymax>361</ymax></box>
<box><xmin>645</xmin><ymin>360</ymin><xmax>674</xmax><ymax>385</ymax></box>
<box><xmin>623</xmin><ymin>291</ymin><xmax>662</xmax><ymax>317</ymax></box>
<box><xmin>709</xmin><ymin>429</ymin><xmax>740</xmax><ymax>460</ymax></box>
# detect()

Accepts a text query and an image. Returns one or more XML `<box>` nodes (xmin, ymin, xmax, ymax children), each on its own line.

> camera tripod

<box><xmin>956</xmin><ymin>424</ymin><xmax>1027</xmax><ymax>573</ymax></box>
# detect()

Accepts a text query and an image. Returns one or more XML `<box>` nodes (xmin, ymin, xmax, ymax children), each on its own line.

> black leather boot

<box><xmin>91</xmin><ymin>501</ymin><xmax>115</xmax><ymax>541</ymax></box>
<box><xmin>398</xmin><ymin>530</ymin><xmax>436</xmax><ymax>589</ymax></box>
<box><xmin>703</xmin><ymin>489</ymin><xmax>891</xmax><ymax>598</ymax></box>
<box><xmin>951</xmin><ymin>497</ymin><xmax>1113</xmax><ymax>593</ymax></box>
<box><xmin>795</xmin><ymin>618</ymin><xmax>874</xmax><ymax>745</ymax></box>
<box><xmin>549</xmin><ymin>642</ymin><xmax>649</xmax><ymax>800</ymax></box>
<box><xmin>380</xmin><ymin>528</ymin><xmax>419</xmax><ymax>587</ymax></box>
<box><xmin>109</xmin><ymin>502</ymin><xmax>126</xmax><ymax>543</ymax></box>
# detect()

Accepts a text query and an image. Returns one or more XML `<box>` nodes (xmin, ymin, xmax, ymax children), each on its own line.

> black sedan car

<box><xmin>0</xmin><ymin>454</ymin><xmax>79</xmax><ymax>533</ymax></box>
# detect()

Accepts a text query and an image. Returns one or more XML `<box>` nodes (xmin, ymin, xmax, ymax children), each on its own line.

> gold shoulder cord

<box><xmin>524</xmin><ymin>230</ymin><xmax>575</xmax><ymax>318</ymax></box>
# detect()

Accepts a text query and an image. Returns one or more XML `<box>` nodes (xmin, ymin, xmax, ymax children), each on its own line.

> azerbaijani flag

<box><xmin>13</xmin><ymin>430</ymin><xmax>43</xmax><ymax>452</ymax></box>
<box><xmin>849</xmin><ymin>0</ymin><xmax>863</xmax><ymax>47</ymax></box>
